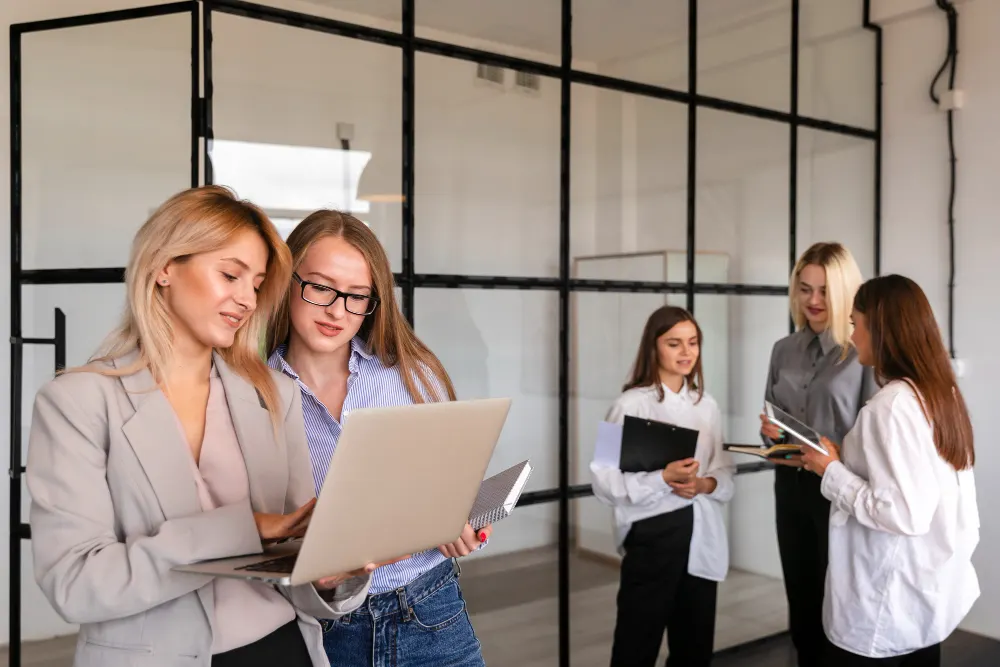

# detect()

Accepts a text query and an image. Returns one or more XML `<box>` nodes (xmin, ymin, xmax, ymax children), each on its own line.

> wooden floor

<box><xmin>2</xmin><ymin>547</ymin><xmax>997</xmax><ymax>666</ymax></box>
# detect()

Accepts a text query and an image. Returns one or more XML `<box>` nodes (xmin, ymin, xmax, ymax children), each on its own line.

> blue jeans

<box><xmin>321</xmin><ymin>559</ymin><xmax>485</xmax><ymax>667</ymax></box>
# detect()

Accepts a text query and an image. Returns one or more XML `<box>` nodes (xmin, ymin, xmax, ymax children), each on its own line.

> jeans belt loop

<box><xmin>453</xmin><ymin>557</ymin><xmax>462</xmax><ymax>578</ymax></box>
<box><xmin>397</xmin><ymin>587</ymin><xmax>412</xmax><ymax>622</ymax></box>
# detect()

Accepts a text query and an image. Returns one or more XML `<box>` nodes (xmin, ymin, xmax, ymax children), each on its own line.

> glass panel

<box><xmin>696</xmin><ymin>109</ymin><xmax>789</xmax><ymax>285</ymax></box>
<box><xmin>799</xmin><ymin>0</ymin><xmax>876</xmax><ymax>129</ymax></box>
<box><xmin>694</xmin><ymin>294</ymin><xmax>789</xmax><ymax>445</ymax></box>
<box><xmin>413</xmin><ymin>289</ymin><xmax>558</xmax><ymax>492</ymax></box>
<box><xmin>462</xmin><ymin>502</ymin><xmax>558</xmax><ymax>666</ymax></box>
<box><xmin>573</xmin><ymin>0</ymin><xmax>688</xmax><ymax>90</ymax></box>
<box><xmin>212</xmin><ymin>12</ymin><xmax>402</xmax><ymax>270</ymax></box>
<box><xmin>416</xmin><ymin>1</ymin><xmax>559</xmax><ymax>65</ymax></box>
<box><xmin>20</xmin><ymin>14</ymin><xmax>191</xmax><ymax>270</ymax></box>
<box><xmin>568</xmin><ymin>496</ymin><xmax>620</xmax><ymax>665</ymax></box>
<box><xmin>294</xmin><ymin>0</ymin><xmax>402</xmax><ymax>32</ymax></box>
<box><xmin>698</xmin><ymin>0</ymin><xmax>791</xmax><ymax>111</ymax></box>
<box><xmin>570</xmin><ymin>85</ymin><xmax>687</xmax><ymax>267</ymax></box>
<box><xmin>797</xmin><ymin>129</ymin><xmax>876</xmax><ymax>279</ymax></box>
<box><xmin>415</xmin><ymin>53</ymin><xmax>560</xmax><ymax>277</ymax></box>
<box><xmin>20</xmin><ymin>284</ymin><xmax>128</xmax><ymax>467</ymax></box>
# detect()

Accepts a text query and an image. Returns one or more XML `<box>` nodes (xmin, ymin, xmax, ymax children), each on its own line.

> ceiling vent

<box><xmin>514</xmin><ymin>70</ymin><xmax>541</xmax><ymax>94</ymax></box>
<box><xmin>476</xmin><ymin>63</ymin><xmax>505</xmax><ymax>86</ymax></box>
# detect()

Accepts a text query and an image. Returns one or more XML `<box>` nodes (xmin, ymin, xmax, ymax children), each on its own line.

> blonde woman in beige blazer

<box><xmin>26</xmin><ymin>187</ymin><xmax>393</xmax><ymax>667</ymax></box>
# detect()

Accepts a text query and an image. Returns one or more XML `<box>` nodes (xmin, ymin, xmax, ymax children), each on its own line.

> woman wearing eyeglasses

<box><xmin>265</xmin><ymin>210</ymin><xmax>491</xmax><ymax>667</ymax></box>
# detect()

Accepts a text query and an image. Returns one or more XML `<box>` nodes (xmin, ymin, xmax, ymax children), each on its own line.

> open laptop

<box><xmin>175</xmin><ymin>397</ymin><xmax>512</xmax><ymax>586</ymax></box>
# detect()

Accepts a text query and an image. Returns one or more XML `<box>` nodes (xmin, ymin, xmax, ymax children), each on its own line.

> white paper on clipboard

<box><xmin>592</xmin><ymin>421</ymin><xmax>623</xmax><ymax>468</ymax></box>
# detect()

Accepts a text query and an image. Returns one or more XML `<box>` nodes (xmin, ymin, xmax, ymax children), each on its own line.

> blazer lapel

<box><xmin>213</xmin><ymin>352</ymin><xmax>287</xmax><ymax>514</ymax></box>
<box><xmin>116</xmin><ymin>352</ymin><xmax>203</xmax><ymax>522</ymax></box>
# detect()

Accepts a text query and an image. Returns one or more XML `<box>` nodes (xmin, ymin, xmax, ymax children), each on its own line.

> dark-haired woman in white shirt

<box><xmin>802</xmin><ymin>275</ymin><xmax>980</xmax><ymax>667</ymax></box>
<box><xmin>592</xmin><ymin>306</ymin><xmax>734</xmax><ymax>667</ymax></box>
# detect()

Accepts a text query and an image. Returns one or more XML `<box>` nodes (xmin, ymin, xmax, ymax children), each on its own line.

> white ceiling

<box><xmin>300</xmin><ymin>0</ymin><xmax>795</xmax><ymax>64</ymax></box>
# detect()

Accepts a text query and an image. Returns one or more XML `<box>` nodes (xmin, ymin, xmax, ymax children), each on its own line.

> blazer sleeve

<box><xmin>278</xmin><ymin>384</ymin><xmax>371</xmax><ymax>618</ymax></box>
<box><xmin>27</xmin><ymin>378</ymin><xmax>263</xmax><ymax>625</ymax></box>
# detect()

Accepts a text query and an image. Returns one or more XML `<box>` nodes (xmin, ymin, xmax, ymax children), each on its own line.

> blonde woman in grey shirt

<box><xmin>759</xmin><ymin>242</ymin><xmax>876</xmax><ymax>667</ymax></box>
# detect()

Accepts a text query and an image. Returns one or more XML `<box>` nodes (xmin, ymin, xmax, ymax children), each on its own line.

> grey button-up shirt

<box><xmin>763</xmin><ymin>327</ymin><xmax>877</xmax><ymax>447</ymax></box>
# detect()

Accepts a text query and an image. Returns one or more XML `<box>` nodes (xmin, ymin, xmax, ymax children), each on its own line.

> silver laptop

<box><xmin>175</xmin><ymin>397</ymin><xmax>512</xmax><ymax>586</ymax></box>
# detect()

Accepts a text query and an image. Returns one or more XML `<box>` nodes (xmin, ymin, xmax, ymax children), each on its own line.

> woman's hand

<box><xmin>801</xmin><ymin>438</ymin><xmax>840</xmax><ymax>476</ymax></box>
<box><xmin>254</xmin><ymin>499</ymin><xmax>315</xmax><ymax>543</ymax></box>
<box><xmin>759</xmin><ymin>413</ymin><xmax>784</xmax><ymax>441</ymax></box>
<box><xmin>772</xmin><ymin>453</ymin><xmax>805</xmax><ymax>468</ymax></box>
<box><xmin>439</xmin><ymin>523</ymin><xmax>491</xmax><ymax>558</ymax></box>
<box><xmin>314</xmin><ymin>554</ymin><xmax>413</xmax><ymax>590</ymax></box>
<box><xmin>669</xmin><ymin>475</ymin><xmax>717</xmax><ymax>499</ymax></box>
<box><xmin>662</xmin><ymin>458</ymin><xmax>699</xmax><ymax>484</ymax></box>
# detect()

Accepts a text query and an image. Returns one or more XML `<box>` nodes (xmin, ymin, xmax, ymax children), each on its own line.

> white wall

<box><xmin>876</xmin><ymin>0</ymin><xmax>1000</xmax><ymax>640</ymax></box>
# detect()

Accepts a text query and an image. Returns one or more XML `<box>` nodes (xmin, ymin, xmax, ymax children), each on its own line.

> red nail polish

<box><xmin>478</xmin><ymin>531</ymin><xmax>487</xmax><ymax>542</ymax></box>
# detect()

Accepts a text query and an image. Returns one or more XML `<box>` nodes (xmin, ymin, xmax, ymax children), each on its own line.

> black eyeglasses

<box><xmin>292</xmin><ymin>273</ymin><xmax>379</xmax><ymax>316</ymax></box>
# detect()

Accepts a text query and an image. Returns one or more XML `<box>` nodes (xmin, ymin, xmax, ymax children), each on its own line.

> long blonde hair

<box><xmin>789</xmin><ymin>242</ymin><xmax>864</xmax><ymax>357</ymax></box>
<box><xmin>266</xmin><ymin>210</ymin><xmax>456</xmax><ymax>403</ymax></box>
<box><xmin>74</xmin><ymin>185</ymin><xmax>292</xmax><ymax>420</ymax></box>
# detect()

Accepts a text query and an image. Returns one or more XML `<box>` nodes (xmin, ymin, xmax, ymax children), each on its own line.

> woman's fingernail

<box><xmin>478</xmin><ymin>532</ymin><xmax>487</xmax><ymax>542</ymax></box>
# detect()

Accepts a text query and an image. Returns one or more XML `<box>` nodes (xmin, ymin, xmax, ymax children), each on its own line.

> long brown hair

<box><xmin>72</xmin><ymin>185</ymin><xmax>292</xmax><ymax>422</ymax></box>
<box><xmin>623</xmin><ymin>306</ymin><xmax>704</xmax><ymax>403</ymax></box>
<box><xmin>266</xmin><ymin>210</ymin><xmax>456</xmax><ymax>403</ymax></box>
<box><xmin>853</xmin><ymin>275</ymin><xmax>974</xmax><ymax>470</ymax></box>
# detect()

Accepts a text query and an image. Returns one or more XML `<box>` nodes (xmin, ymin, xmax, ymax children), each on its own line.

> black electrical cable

<box><xmin>929</xmin><ymin>0</ymin><xmax>958</xmax><ymax>359</ymax></box>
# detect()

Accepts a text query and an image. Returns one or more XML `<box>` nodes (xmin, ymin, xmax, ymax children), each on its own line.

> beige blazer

<box><xmin>26</xmin><ymin>350</ymin><xmax>369</xmax><ymax>667</ymax></box>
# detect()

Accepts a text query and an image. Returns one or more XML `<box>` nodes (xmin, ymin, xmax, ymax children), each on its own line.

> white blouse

<box><xmin>821</xmin><ymin>380</ymin><xmax>980</xmax><ymax>657</ymax></box>
<box><xmin>590</xmin><ymin>383</ymin><xmax>735</xmax><ymax>582</ymax></box>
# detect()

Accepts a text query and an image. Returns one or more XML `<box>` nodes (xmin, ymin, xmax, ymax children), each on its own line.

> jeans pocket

<box><xmin>411</xmin><ymin>581</ymin><xmax>468</xmax><ymax>633</ymax></box>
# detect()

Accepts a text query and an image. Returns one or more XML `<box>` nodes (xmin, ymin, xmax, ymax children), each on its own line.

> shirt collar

<box><xmin>799</xmin><ymin>326</ymin><xmax>838</xmax><ymax>357</ymax></box>
<box><xmin>268</xmin><ymin>336</ymin><xmax>374</xmax><ymax>381</ymax></box>
<box><xmin>818</xmin><ymin>328</ymin><xmax>838</xmax><ymax>356</ymax></box>
<box><xmin>661</xmin><ymin>380</ymin><xmax>691</xmax><ymax>401</ymax></box>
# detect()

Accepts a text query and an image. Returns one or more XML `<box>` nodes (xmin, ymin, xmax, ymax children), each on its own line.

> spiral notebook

<box><xmin>469</xmin><ymin>460</ymin><xmax>533</xmax><ymax>531</ymax></box>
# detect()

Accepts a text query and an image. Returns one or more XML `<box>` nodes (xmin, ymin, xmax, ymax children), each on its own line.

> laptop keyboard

<box><xmin>236</xmin><ymin>554</ymin><xmax>298</xmax><ymax>574</ymax></box>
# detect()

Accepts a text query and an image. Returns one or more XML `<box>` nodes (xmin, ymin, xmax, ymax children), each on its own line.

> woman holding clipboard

<box><xmin>591</xmin><ymin>306</ymin><xmax>734</xmax><ymax>667</ymax></box>
<box><xmin>760</xmin><ymin>242</ymin><xmax>876</xmax><ymax>666</ymax></box>
<box><xmin>801</xmin><ymin>275</ymin><xmax>979</xmax><ymax>666</ymax></box>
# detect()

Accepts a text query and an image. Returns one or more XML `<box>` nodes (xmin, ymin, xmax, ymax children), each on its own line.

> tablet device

<box><xmin>764</xmin><ymin>400</ymin><xmax>828</xmax><ymax>455</ymax></box>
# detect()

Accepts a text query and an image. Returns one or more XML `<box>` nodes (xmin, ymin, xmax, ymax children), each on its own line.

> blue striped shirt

<box><xmin>268</xmin><ymin>338</ymin><xmax>449</xmax><ymax>595</ymax></box>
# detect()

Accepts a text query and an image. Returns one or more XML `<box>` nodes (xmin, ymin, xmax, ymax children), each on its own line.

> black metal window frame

<box><xmin>8</xmin><ymin>1</ymin><xmax>881</xmax><ymax>665</ymax></box>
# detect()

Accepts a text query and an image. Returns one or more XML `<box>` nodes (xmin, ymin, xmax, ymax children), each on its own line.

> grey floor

<box><xmin>2</xmin><ymin>547</ymin><xmax>997</xmax><ymax>667</ymax></box>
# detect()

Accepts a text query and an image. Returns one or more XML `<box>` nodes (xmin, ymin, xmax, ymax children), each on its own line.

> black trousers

<box><xmin>822</xmin><ymin>643</ymin><xmax>941</xmax><ymax>667</ymax></box>
<box><xmin>775</xmin><ymin>466</ymin><xmax>831</xmax><ymax>667</ymax></box>
<box><xmin>610</xmin><ymin>506</ymin><xmax>717</xmax><ymax>667</ymax></box>
<box><xmin>212</xmin><ymin>620</ymin><xmax>312</xmax><ymax>667</ymax></box>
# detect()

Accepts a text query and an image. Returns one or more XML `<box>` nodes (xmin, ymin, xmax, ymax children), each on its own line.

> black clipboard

<box><xmin>620</xmin><ymin>415</ymin><xmax>699</xmax><ymax>473</ymax></box>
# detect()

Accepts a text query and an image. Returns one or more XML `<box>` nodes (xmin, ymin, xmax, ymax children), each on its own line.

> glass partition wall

<box><xmin>8</xmin><ymin>1</ymin><xmax>879</xmax><ymax>665</ymax></box>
